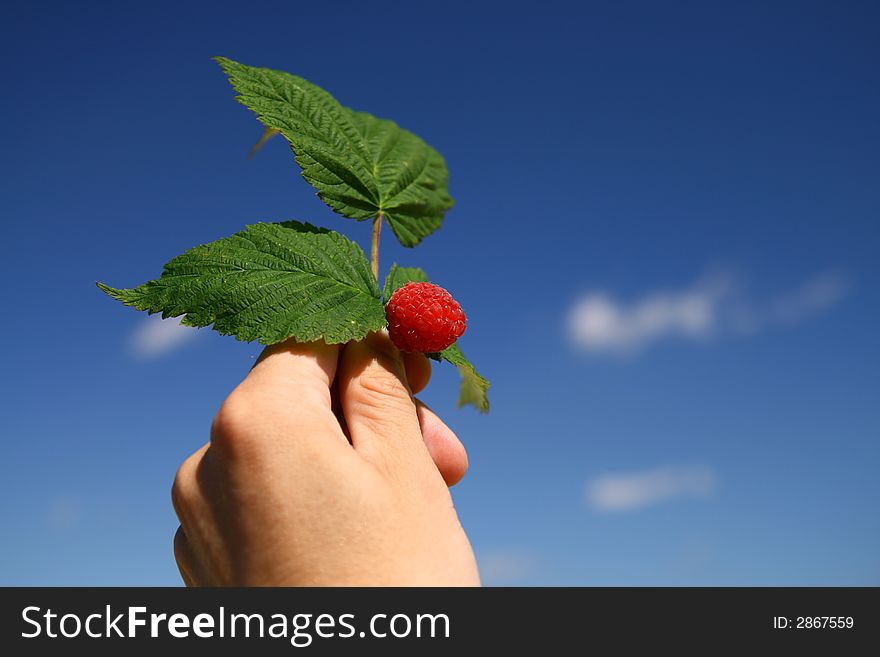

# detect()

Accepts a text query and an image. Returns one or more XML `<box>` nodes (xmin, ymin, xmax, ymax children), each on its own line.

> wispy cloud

<box><xmin>129</xmin><ymin>314</ymin><xmax>199</xmax><ymax>359</ymax></box>
<box><xmin>478</xmin><ymin>549</ymin><xmax>535</xmax><ymax>585</ymax></box>
<box><xmin>585</xmin><ymin>466</ymin><xmax>718</xmax><ymax>513</ymax></box>
<box><xmin>738</xmin><ymin>271</ymin><xmax>851</xmax><ymax>332</ymax></box>
<box><xmin>566</xmin><ymin>270</ymin><xmax>851</xmax><ymax>356</ymax></box>
<box><xmin>567</xmin><ymin>275</ymin><xmax>729</xmax><ymax>354</ymax></box>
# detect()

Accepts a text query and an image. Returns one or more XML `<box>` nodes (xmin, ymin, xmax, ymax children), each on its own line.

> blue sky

<box><xmin>2</xmin><ymin>0</ymin><xmax>878</xmax><ymax>585</ymax></box>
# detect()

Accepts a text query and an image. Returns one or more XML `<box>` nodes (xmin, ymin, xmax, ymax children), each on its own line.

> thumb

<box><xmin>415</xmin><ymin>400</ymin><xmax>469</xmax><ymax>487</ymax></box>
<box><xmin>337</xmin><ymin>332</ymin><xmax>429</xmax><ymax>474</ymax></box>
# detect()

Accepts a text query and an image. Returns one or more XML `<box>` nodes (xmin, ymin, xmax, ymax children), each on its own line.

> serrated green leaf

<box><xmin>216</xmin><ymin>57</ymin><xmax>454</xmax><ymax>247</ymax></box>
<box><xmin>98</xmin><ymin>221</ymin><xmax>386</xmax><ymax>345</ymax></box>
<box><xmin>383</xmin><ymin>263</ymin><xmax>429</xmax><ymax>302</ymax></box>
<box><xmin>429</xmin><ymin>344</ymin><xmax>490</xmax><ymax>413</ymax></box>
<box><xmin>347</xmin><ymin>111</ymin><xmax>454</xmax><ymax>247</ymax></box>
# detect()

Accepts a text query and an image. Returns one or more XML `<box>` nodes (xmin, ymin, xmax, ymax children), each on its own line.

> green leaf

<box><xmin>428</xmin><ymin>344</ymin><xmax>490</xmax><ymax>413</ymax></box>
<box><xmin>383</xmin><ymin>263</ymin><xmax>429</xmax><ymax>301</ymax></box>
<box><xmin>384</xmin><ymin>265</ymin><xmax>489</xmax><ymax>412</ymax></box>
<box><xmin>347</xmin><ymin>111</ymin><xmax>454</xmax><ymax>247</ymax></box>
<box><xmin>97</xmin><ymin>222</ymin><xmax>386</xmax><ymax>345</ymax></box>
<box><xmin>215</xmin><ymin>57</ymin><xmax>454</xmax><ymax>247</ymax></box>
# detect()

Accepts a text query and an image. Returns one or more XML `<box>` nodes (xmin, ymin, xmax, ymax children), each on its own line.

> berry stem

<box><xmin>371</xmin><ymin>212</ymin><xmax>382</xmax><ymax>282</ymax></box>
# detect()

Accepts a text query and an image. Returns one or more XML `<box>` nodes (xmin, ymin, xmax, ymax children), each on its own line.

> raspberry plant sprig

<box><xmin>98</xmin><ymin>58</ymin><xmax>489</xmax><ymax>413</ymax></box>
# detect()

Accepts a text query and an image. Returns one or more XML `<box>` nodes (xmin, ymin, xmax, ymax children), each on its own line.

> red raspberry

<box><xmin>385</xmin><ymin>282</ymin><xmax>467</xmax><ymax>353</ymax></box>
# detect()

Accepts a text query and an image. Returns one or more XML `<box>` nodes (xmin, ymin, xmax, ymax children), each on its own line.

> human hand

<box><xmin>171</xmin><ymin>332</ymin><xmax>480</xmax><ymax>586</ymax></box>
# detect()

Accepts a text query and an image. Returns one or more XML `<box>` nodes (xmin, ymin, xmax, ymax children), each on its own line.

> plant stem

<box><xmin>371</xmin><ymin>213</ymin><xmax>382</xmax><ymax>282</ymax></box>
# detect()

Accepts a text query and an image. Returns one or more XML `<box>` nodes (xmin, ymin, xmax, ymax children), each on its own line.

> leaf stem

<box><xmin>371</xmin><ymin>213</ymin><xmax>382</xmax><ymax>282</ymax></box>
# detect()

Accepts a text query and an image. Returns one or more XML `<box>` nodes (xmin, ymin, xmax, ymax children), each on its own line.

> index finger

<box><xmin>242</xmin><ymin>338</ymin><xmax>340</xmax><ymax>412</ymax></box>
<box><xmin>210</xmin><ymin>338</ymin><xmax>346</xmax><ymax>456</ymax></box>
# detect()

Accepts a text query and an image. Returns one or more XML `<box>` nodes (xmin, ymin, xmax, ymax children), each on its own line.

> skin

<box><xmin>171</xmin><ymin>332</ymin><xmax>481</xmax><ymax>586</ymax></box>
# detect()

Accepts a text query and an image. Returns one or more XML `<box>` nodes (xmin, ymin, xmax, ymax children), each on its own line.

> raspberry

<box><xmin>385</xmin><ymin>282</ymin><xmax>467</xmax><ymax>353</ymax></box>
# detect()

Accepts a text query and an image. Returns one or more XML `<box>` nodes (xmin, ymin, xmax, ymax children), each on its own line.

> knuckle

<box><xmin>356</xmin><ymin>362</ymin><xmax>412</xmax><ymax>403</ymax></box>
<box><xmin>350</xmin><ymin>388</ymin><xmax>414</xmax><ymax>435</ymax></box>
<box><xmin>171</xmin><ymin>454</ymin><xmax>199</xmax><ymax>519</ymax></box>
<box><xmin>172</xmin><ymin>527</ymin><xmax>195</xmax><ymax>586</ymax></box>
<box><xmin>210</xmin><ymin>385</ymin><xmax>334</xmax><ymax>468</ymax></box>
<box><xmin>344</xmin><ymin>357</ymin><xmax>417</xmax><ymax>434</ymax></box>
<box><xmin>172</xmin><ymin>526</ymin><xmax>188</xmax><ymax>562</ymax></box>
<box><xmin>209</xmin><ymin>391</ymin><xmax>271</xmax><ymax>465</ymax></box>
<box><xmin>210</xmin><ymin>390</ymin><xmax>254</xmax><ymax>444</ymax></box>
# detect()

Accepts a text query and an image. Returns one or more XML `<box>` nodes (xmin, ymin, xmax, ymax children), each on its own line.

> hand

<box><xmin>171</xmin><ymin>332</ymin><xmax>480</xmax><ymax>586</ymax></box>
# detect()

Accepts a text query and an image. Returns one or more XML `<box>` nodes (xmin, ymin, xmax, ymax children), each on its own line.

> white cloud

<box><xmin>567</xmin><ymin>275</ymin><xmax>730</xmax><ymax>355</ymax></box>
<box><xmin>478</xmin><ymin>549</ymin><xmax>535</xmax><ymax>585</ymax></box>
<box><xmin>585</xmin><ymin>466</ymin><xmax>717</xmax><ymax>513</ymax></box>
<box><xmin>567</xmin><ymin>269</ymin><xmax>850</xmax><ymax>355</ymax></box>
<box><xmin>129</xmin><ymin>314</ymin><xmax>199</xmax><ymax>359</ymax></box>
